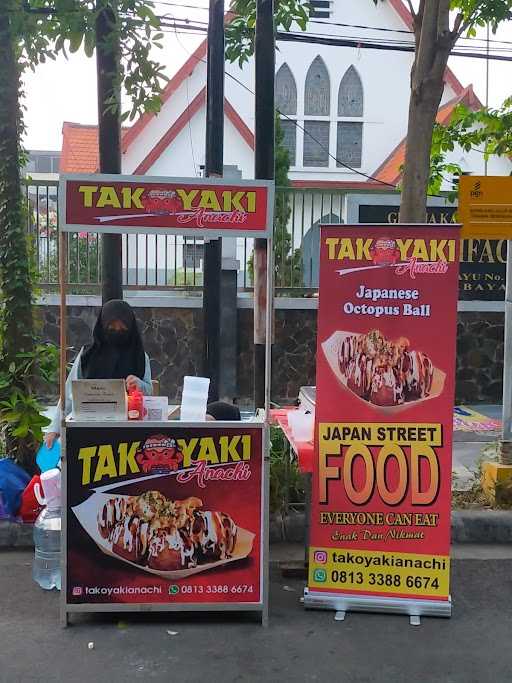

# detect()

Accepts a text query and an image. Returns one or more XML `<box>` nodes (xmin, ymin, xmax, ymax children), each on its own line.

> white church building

<box><xmin>59</xmin><ymin>0</ymin><xmax>512</xmax><ymax>287</ymax></box>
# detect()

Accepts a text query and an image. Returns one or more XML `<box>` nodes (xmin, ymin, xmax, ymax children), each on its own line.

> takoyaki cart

<box><xmin>58</xmin><ymin>174</ymin><xmax>274</xmax><ymax>626</ymax></box>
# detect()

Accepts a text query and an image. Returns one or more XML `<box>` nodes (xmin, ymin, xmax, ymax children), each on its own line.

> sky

<box><xmin>22</xmin><ymin>1</ymin><xmax>512</xmax><ymax>151</ymax></box>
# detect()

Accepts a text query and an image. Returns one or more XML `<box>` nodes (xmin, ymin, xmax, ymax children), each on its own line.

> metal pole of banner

<box><xmin>254</xmin><ymin>0</ymin><xmax>275</xmax><ymax>410</ymax></box>
<box><xmin>485</xmin><ymin>23</ymin><xmax>490</xmax><ymax>177</ymax></box>
<box><xmin>96</xmin><ymin>0</ymin><xmax>123</xmax><ymax>302</ymax></box>
<box><xmin>502</xmin><ymin>257</ymin><xmax>512</xmax><ymax>454</ymax></box>
<box><xmin>202</xmin><ymin>0</ymin><xmax>224</xmax><ymax>401</ymax></box>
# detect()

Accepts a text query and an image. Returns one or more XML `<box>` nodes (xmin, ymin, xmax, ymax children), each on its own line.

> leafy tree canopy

<box><xmin>9</xmin><ymin>0</ymin><xmax>168</xmax><ymax>120</ymax></box>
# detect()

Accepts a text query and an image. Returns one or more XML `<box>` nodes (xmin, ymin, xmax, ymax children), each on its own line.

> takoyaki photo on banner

<box><xmin>65</xmin><ymin>426</ymin><xmax>263</xmax><ymax>605</ymax></box>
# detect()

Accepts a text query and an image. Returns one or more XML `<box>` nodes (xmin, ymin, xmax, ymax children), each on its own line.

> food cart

<box><xmin>58</xmin><ymin>174</ymin><xmax>274</xmax><ymax>626</ymax></box>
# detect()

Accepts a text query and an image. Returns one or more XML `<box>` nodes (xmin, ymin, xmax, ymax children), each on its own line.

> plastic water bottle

<box><xmin>33</xmin><ymin>468</ymin><xmax>61</xmax><ymax>591</ymax></box>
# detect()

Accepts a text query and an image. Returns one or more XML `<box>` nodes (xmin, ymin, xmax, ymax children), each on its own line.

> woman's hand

<box><xmin>126</xmin><ymin>375</ymin><xmax>141</xmax><ymax>392</ymax></box>
<box><xmin>45</xmin><ymin>432</ymin><xmax>59</xmax><ymax>449</ymax></box>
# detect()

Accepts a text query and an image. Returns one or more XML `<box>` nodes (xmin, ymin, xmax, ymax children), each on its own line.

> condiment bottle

<box><xmin>128</xmin><ymin>388</ymin><xmax>144</xmax><ymax>420</ymax></box>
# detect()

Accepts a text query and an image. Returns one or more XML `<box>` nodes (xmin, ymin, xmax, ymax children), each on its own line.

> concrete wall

<box><xmin>38</xmin><ymin>296</ymin><xmax>504</xmax><ymax>406</ymax></box>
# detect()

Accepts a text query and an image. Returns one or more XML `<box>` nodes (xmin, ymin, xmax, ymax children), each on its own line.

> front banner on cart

<box><xmin>65</xmin><ymin>426</ymin><xmax>263</xmax><ymax>606</ymax></box>
<box><xmin>308</xmin><ymin>225</ymin><xmax>460</xmax><ymax>608</ymax></box>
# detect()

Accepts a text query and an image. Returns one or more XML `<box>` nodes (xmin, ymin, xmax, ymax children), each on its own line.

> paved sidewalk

<box><xmin>2</xmin><ymin>549</ymin><xmax>512</xmax><ymax>683</ymax></box>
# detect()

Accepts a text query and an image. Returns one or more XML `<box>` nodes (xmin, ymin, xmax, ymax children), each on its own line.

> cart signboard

<box><xmin>64</xmin><ymin>422</ymin><xmax>266</xmax><ymax>614</ymax></box>
<box><xmin>60</xmin><ymin>173</ymin><xmax>274</xmax><ymax>238</ymax></box>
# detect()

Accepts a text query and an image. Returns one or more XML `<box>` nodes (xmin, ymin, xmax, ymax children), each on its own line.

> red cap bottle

<box><xmin>128</xmin><ymin>388</ymin><xmax>144</xmax><ymax>420</ymax></box>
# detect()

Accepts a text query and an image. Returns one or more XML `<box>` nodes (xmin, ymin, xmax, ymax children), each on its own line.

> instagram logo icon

<box><xmin>314</xmin><ymin>550</ymin><xmax>328</xmax><ymax>565</ymax></box>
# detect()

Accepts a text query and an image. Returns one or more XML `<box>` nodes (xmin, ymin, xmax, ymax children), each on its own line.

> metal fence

<box><xmin>24</xmin><ymin>180</ymin><xmax>347</xmax><ymax>294</ymax></box>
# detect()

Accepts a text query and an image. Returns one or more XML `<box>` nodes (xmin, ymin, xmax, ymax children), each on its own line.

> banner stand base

<box><xmin>304</xmin><ymin>588</ymin><xmax>452</xmax><ymax>621</ymax></box>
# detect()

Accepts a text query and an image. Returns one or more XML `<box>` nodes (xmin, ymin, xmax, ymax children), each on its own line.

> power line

<box><xmin>138</xmin><ymin>12</ymin><xmax>512</xmax><ymax>57</ymax></box>
<box><xmin>295</xmin><ymin>29</ymin><xmax>512</xmax><ymax>54</ymax></box>
<box><xmin>152</xmin><ymin>0</ymin><xmax>209</xmax><ymax>11</ymax></box>
<box><xmin>172</xmin><ymin>29</ymin><xmax>400</xmax><ymax>190</ymax></box>
<box><xmin>276</xmin><ymin>31</ymin><xmax>512</xmax><ymax>62</ymax></box>
<box><xmin>309</xmin><ymin>18</ymin><xmax>512</xmax><ymax>48</ymax></box>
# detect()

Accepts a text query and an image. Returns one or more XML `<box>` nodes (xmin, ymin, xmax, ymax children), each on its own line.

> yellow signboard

<box><xmin>459</xmin><ymin>176</ymin><xmax>512</xmax><ymax>239</ymax></box>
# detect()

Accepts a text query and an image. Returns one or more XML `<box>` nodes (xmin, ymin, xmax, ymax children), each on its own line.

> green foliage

<box><xmin>0</xmin><ymin>342</ymin><xmax>58</xmax><ymax>466</ymax></box>
<box><xmin>226</xmin><ymin>0</ymin><xmax>311</xmax><ymax>65</ymax></box>
<box><xmin>0</xmin><ymin>391</ymin><xmax>50</xmax><ymax>442</ymax></box>
<box><xmin>269</xmin><ymin>426</ymin><xmax>304</xmax><ymax>515</ymax></box>
<box><xmin>10</xmin><ymin>0</ymin><xmax>169</xmax><ymax>121</ymax></box>
<box><xmin>450</xmin><ymin>0</ymin><xmax>512</xmax><ymax>34</ymax></box>
<box><xmin>428</xmin><ymin>99</ymin><xmax>512</xmax><ymax>199</ymax></box>
<box><xmin>248</xmin><ymin>116</ymin><xmax>301</xmax><ymax>286</ymax></box>
<box><xmin>1</xmin><ymin>1</ymin><xmax>170</xmax><ymax>470</ymax></box>
<box><xmin>370</xmin><ymin>0</ymin><xmax>512</xmax><ymax>34</ymax></box>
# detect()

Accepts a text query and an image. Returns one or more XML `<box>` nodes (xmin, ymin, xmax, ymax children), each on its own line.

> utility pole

<box><xmin>96</xmin><ymin>0</ymin><xmax>123</xmax><ymax>302</ymax></box>
<box><xmin>203</xmin><ymin>0</ymin><xmax>224</xmax><ymax>401</ymax></box>
<box><xmin>253</xmin><ymin>0</ymin><xmax>275</xmax><ymax>409</ymax></box>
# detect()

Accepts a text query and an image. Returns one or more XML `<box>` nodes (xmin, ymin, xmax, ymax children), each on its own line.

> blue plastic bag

<box><xmin>0</xmin><ymin>459</ymin><xmax>30</xmax><ymax>519</ymax></box>
<box><xmin>36</xmin><ymin>440</ymin><xmax>61</xmax><ymax>473</ymax></box>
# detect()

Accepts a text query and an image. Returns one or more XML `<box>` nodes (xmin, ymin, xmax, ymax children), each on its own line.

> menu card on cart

<box><xmin>71</xmin><ymin>380</ymin><xmax>127</xmax><ymax>421</ymax></box>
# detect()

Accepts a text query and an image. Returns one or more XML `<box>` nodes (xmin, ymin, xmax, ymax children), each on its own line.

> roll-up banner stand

<box><xmin>58</xmin><ymin>174</ymin><xmax>274</xmax><ymax>626</ymax></box>
<box><xmin>304</xmin><ymin>225</ymin><xmax>460</xmax><ymax>622</ymax></box>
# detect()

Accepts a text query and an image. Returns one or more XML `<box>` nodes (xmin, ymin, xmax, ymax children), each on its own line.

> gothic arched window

<box><xmin>337</xmin><ymin>66</ymin><xmax>363</xmax><ymax>168</ymax></box>
<box><xmin>303</xmin><ymin>56</ymin><xmax>330</xmax><ymax>167</ymax></box>
<box><xmin>304</xmin><ymin>55</ymin><xmax>330</xmax><ymax>115</ymax></box>
<box><xmin>338</xmin><ymin>65</ymin><xmax>363</xmax><ymax>117</ymax></box>
<box><xmin>276</xmin><ymin>63</ymin><xmax>297</xmax><ymax>115</ymax></box>
<box><xmin>276</xmin><ymin>63</ymin><xmax>297</xmax><ymax>165</ymax></box>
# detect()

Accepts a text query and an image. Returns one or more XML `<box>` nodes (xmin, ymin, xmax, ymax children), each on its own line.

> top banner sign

<box><xmin>60</xmin><ymin>174</ymin><xmax>274</xmax><ymax>238</ymax></box>
<box><xmin>459</xmin><ymin>176</ymin><xmax>512</xmax><ymax>240</ymax></box>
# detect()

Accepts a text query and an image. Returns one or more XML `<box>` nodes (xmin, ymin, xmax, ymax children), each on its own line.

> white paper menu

<box><xmin>71</xmin><ymin>380</ymin><xmax>127</xmax><ymax>421</ymax></box>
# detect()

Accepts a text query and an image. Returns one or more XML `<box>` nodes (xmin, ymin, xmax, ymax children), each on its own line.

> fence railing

<box><xmin>24</xmin><ymin>180</ymin><xmax>348</xmax><ymax>294</ymax></box>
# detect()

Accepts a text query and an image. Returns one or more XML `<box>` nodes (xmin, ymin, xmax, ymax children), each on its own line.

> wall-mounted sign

<box><xmin>60</xmin><ymin>174</ymin><xmax>274</xmax><ymax>238</ymax></box>
<box><xmin>358</xmin><ymin>204</ymin><xmax>505</xmax><ymax>301</ymax></box>
<box><xmin>459</xmin><ymin>176</ymin><xmax>512</xmax><ymax>240</ymax></box>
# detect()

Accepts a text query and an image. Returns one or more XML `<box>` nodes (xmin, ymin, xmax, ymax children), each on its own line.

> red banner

<box><xmin>61</xmin><ymin>175</ymin><xmax>273</xmax><ymax>237</ymax></box>
<box><xmin>308</xmin><ymin>225</ymin><xmax>460</xmax><ymax>604</ymax></box>
<box><xmin>65</xmin><ymin>425</ymin><xmax>263</xmax><ymax>606</ymax></box>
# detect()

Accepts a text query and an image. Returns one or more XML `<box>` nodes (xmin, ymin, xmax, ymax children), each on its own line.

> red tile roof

<box><xmin>372</xmin><ymin>85</ymin><xmax>482</xmax><ymax>186</ymax></box>
<box><xmin>60</xmin><ymin>122</ymin><xmax>99</xmax><ymax>173</ymax></box>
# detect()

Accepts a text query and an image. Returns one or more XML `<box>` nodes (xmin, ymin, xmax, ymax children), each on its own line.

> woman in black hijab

<box><xmin>45</xmin><ymin>300</ymin><xmax>152</xmax><ymax>447</ymax></box>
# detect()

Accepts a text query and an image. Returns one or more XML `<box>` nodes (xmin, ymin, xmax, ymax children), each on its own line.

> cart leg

<box><xmin>60</xmin><ymin>605</ymin><xmax>69</xmax><ymax>628</ymax></box>
<box><xmin>60</xmin><ymin>606</ymin><xmax>69</xmax><ymax>628</ymax></box>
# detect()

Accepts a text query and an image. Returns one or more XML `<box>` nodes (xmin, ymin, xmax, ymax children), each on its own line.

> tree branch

<box><xmin>404</xmin><ymin>0</ymin><xmax>416</xmax><ymax>19</ymax></box>
<box><xmin>452</xmin><ymin>12</ymin><xmax>464</xmax><ymax>36</ymax></box>
<box><xmin>455</xmin><ymin>15</ymin><xmax>475</xmax><ymax>40</ymax></box>
<box><xmin>414</xmin><ymin>0</ymin><xmax>440</xmax><ymax>83</ymax></box>
<box><xmin>437</xmin><ymin>0</ymin><xmax>451</xmax><ymax>36</ymax></box>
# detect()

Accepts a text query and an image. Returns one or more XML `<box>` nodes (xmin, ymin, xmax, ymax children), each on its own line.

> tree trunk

<box><xmin>399</xmin><ymin>80</ymin><xmax>445</xmax><ymax>222</ymax></box>
<box><xmin>0</xmin><ymin>7</ymin><xmax>34</xmax><ymax>364</ymax></box>
<box><xmin>96</xmin><ymin>0</ymin><xmax>123</xmax><ymax>302</ymax></box>
<box><xmin>0</xmin><ymin>6</ymin><xmax>37</xmax><ymax>468</ymax></box>
<box><xmin>399</xmin><ymin>0</ymin><xmax>454</xmax><ymax>223</ymax></box>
